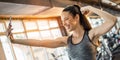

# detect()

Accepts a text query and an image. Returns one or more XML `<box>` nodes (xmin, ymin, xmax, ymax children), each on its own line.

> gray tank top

<box><xmin>67</xmin><ymin>31</ymin><xmax>97</xmax><ymax>60</ymax></box>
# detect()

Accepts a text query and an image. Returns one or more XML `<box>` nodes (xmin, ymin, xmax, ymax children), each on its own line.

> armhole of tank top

<box><xmin>67</xmin><ymin>35</ymin><xmax>72</xmax><ymax>44</ymax></box>
<box><xmin>87</xmin><ymin>31</ymin><xmax>98</xmax><ymax>48</ymax></box>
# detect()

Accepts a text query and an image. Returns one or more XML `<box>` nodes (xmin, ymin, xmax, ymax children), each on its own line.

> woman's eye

<box><xmin>64</xmin><ymin>17</ymin><xmax>69</xmax><ymax>20</ymax></box>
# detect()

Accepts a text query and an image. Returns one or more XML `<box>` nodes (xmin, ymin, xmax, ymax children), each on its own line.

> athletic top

<box><xmin>67</xmin><ymin>31</ymin><xmax>97</xmax><ymax>60</ymax></box>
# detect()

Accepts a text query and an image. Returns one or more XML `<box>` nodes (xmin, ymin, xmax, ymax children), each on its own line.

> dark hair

<box><xmin>62</xmin><ymin>5</ymin><xmax>91</xmax><ymax>31</ymax></box>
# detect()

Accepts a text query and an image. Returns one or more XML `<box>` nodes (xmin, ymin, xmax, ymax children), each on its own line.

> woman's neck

<box><xmin>72</xmin><ymin>25</ymin><xmax>85</xmax><ymax>38</ymax></box>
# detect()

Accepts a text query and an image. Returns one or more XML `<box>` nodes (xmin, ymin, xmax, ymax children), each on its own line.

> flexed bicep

<box><xmin>93</xmin><ymin>20</ymin><xmax>116</xmax><ymax>36</ymax></box>
<box><xmin>86</xmin><ymin>6</ymin><xmax>117</xmax><ymax>36</ymax></box>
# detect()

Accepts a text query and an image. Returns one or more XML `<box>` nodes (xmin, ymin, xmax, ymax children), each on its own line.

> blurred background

<box><xmin>0</xmin><ymin>0</ymin><xmax>120</xmax><ymax>60</ymax></box>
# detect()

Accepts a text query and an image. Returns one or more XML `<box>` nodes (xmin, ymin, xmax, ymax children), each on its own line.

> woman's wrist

<box><xmin>10</xmin><ymin>37</ymin><xmax>16</xmax><ymax>43</ymax></box>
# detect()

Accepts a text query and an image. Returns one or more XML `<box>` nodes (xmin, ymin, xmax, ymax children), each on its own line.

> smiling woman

<box><xmin>61</xmin><ymin>5</ymin><xmax>116</xmax><ymax>60</ymax></box>
<box><xmin>5</xmin><ymin>4</ymin><xmax>117</xmax><ymax>60</ymax></box>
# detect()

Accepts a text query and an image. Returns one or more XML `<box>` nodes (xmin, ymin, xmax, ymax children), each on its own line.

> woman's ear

<box><xmin>74</xmin><ymin>14</ymin><xmax>80</xmax><ymax>22</ymax></box>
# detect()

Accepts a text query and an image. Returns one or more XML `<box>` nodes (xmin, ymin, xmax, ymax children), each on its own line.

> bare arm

<box><xmin>82</xmin><ymin>6</ymin><xmax>117</xmax><ymax>37</ymax></box>
<box><xmin>6</xmin><ymin>23</ymin><xmax>68</xmax><ymax>48</ymax></box>
<box><xmin>11</xmin><ymin>37</ymin><xmax>68</xmax><ymax>48</ymax></box>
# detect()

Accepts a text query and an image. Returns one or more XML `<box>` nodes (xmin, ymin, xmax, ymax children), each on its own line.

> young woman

<box><xmin>7</xmin><ymin>5</ymin><xmax>117</xmax><ymax>60</ymax></box>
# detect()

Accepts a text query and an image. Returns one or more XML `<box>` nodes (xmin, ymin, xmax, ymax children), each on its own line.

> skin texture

<box><xmin>7</xmin><ymin>6</ymin><xmax>117</xmax><ymax>48</ymax></box>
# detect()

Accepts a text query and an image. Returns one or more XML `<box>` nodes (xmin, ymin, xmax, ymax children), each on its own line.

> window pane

<box><xmin>27</xmin><ymin>32</ymin><xmax>41</xmax><ymax>39</ymax></box>
<box><xmin>55</xmin><ymin>47</ymin><xmax>69</xmax><ymax>60</ymax></box>
<box><xmin>88</xmin><ymin>17</ymin><xmax>103</xmax><ymax>28</ymax></box>
<box><xmin>0</xmin><ymin>23</ymin><xmax>6</xmax><ymax>32</ymax></box>
<box><xmin>40</xmin><ymin>30</ymin><xmax>52</xmax><ymax>39</ymax></box>
<box><xmin>49</xmin><ymin>20</ymin><xmax>58</xmax><ymax>28</ymax></box>
<box><xmin>37</xmin><ymin>20</ymin><xmax>49</xmax><ymax>30</ymax></box>
<box><xmin>0</xmin><ymin>36</ymin><xmax>16</xmax><ymax>60</ymax></box>
<box><xmin>24</xmin><ymin>21</ymin><xmax>37</xmax><ymax>30</ymax></box>
<box><xmin>32</xmin><ymin>47</ymin><xmax>48</xmax><ymax>60</ymax></box>
<box><xmin>13</xmin><ymin>33</ymin><xmax>26</xmax><ymax>39</ymax></box>
<box><xmin>51</xmin><ymin>28</ymin><xmax>62</xmax><ymax>38</ymax></box>
<box><xmin>5</xmin><ymin>20</ymin><xmax>24</xmax><ymax>32</ymax></box>
<box><xmin>46</xmin><ymin>48</ymin><xmax>56</xmax><ymax>60</ymax></box>
<box><xmin>13</xmin><ymin>46</ymin><xmax>27</xmax><ymax>60</ymax></box>
<box><xmin>13</xmin><ymin>45</ymin><xmax>34</xmax><ymax>60</ymax></box>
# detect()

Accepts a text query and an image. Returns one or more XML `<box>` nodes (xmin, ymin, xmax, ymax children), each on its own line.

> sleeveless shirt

<box><xmin>67</xmin><ymin>31</ymin><xmax>97</xmax><ymax>60</ymax></box>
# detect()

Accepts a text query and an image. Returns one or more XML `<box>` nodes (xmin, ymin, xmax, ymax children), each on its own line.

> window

<box><xmin>0</xmin><ymin>22</ymin><xmax>6</xmax><ymax>32</ymax></box>
<box><xmin>37</xmin><ymin>20</ymin><xmax>49</xmax><ymax>30</ymax></box>
<box><xmin>5</xmin><ymin>20</ymin><xmax>24</xmax><ymax>33</ymax></box>
<box><xmin>24</xmin><ymin>21</ymin><xmax>37</xmax><ymax>30</ymax></box>
<box><xmin>0</xmin><ymin>18</ymin><xmax>69</xmax><ymax>60</ymax></box>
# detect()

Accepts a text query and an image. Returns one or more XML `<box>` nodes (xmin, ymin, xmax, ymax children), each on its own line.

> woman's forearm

<box><xmin>12</xmin><ymin>39</ymin><xmax>42</xmax><ymax>46</ymax></box>
<box><xmin>12</xmin><ymin>39</ymin><xmax>66</xmax><ymax>48</ymax></box>
<box><xmin>88</xmin><ymin>6</ymin><xmax>117</xmax><ymax>22</ymax></box>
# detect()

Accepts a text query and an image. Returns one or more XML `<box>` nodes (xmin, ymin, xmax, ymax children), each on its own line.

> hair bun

<box><xmin>73</xmin><ymin>5</ymin><xmax>81</xmax><ymax>9</ymax></box>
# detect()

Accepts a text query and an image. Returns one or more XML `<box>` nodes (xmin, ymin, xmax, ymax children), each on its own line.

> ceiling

<box><xmin>0</xmin><ymin>0</ymin><xmax>120</xmax><ymax>17</ymax></box>
<box><xmin>0</xmin><ymin>2</ymin><xmax>50</xmax><ymax>15</ymax></box>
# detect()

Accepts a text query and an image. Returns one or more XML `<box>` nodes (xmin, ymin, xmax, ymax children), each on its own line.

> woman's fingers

<box><xmin>81</xmin><ymin>9</ymin><xmax>90</xmax><ymax>15</ymax></box>
<box><xmin>7</xmin><ymin>24</ymin><xmax>13</xmax><ymax>36</ymax></box>
<box><xmin>8</xmin><ymin>29</ymin><xmax>13</xmax><ymax>36</ymax></box>
<box><xmin>82</xmin><ymin>10</ymin><xmax>90</xmax><ymax>15</ymax></box>
<box><xmin>7</xmin><ymin>28</ymin><xmax>13</xmax><ymax>36</ymax></box>
<box><xmin>6</xmin><ymin>22</ymin><xmax>15</xmax><ymax>42</ymax></box>
<box><xmin>81</xmin><ymin>6</ymin><xmax>91</xmax><ymax>15</ymax></box>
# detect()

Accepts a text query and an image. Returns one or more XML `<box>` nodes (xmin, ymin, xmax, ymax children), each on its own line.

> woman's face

<box><xmin>61</xmin><ymin>11</ymin><xmax>79</xmax><ymax>32</ymax></box>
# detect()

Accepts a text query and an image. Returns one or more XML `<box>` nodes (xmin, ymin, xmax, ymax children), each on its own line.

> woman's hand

<box><xmin>6</xmin><ymin>24</ymin><xmax>14</xmax><ymax>42</ymax></box>
<box><xmin>81</xmin><ymin>6</ymin><xmax>92</xmax><ymax>15</ymax></box>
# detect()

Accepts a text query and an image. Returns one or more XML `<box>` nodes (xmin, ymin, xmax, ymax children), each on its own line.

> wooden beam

<box><xmin>0</xmin><ymin>0</ymin><xmax>74</xmax><ymax>7</ymax></box>
<box><xmin>0</xmin><ymin>15</ymin><xmax>60</xmax><ymax>19</ymax></box>
<box><xmin>70</xmin><ymin>0</ymin><xmax>120</xmax><ymax>16</ymax></box>
<box><xmin>111</xmin><ymin>0</ymin><xmax>120</xmax><ymax>4</ymax></box>
<box><xmin>0</xmin><ymin>0</ymin><xmax>52</xmax><ymax>7</ymax></box>
<box><xmin>0</xmin><ymin>0</ymin><xmax>120</xmax><ymax>16</ymax></box>
<box><xmin>0</xmin><ymin>40</ymin><xmax>6</xmax><ymax>60</ymax></box>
